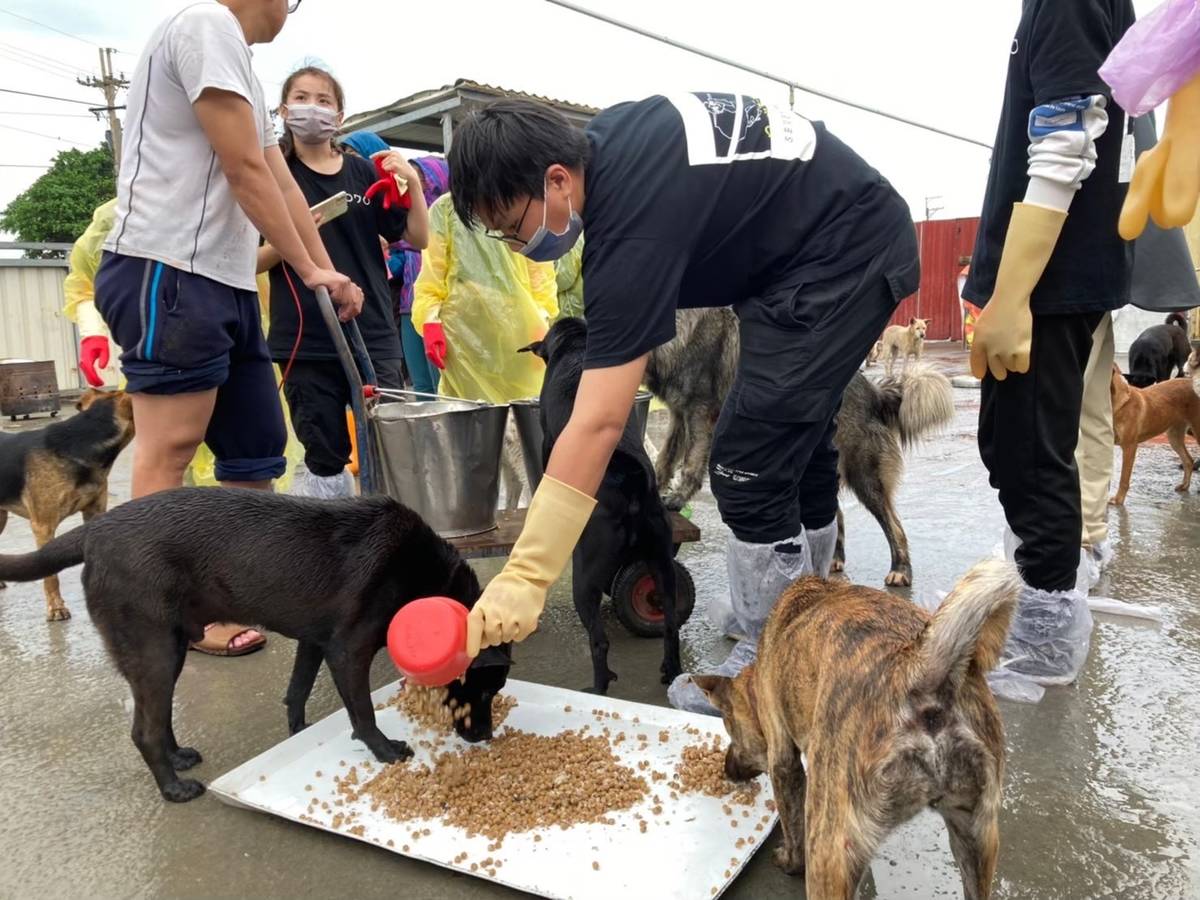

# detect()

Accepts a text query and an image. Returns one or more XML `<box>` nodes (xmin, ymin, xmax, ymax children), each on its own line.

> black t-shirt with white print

<box><xmin>963</xmin><ymin>0</ymin><xmax>1136</xmax><ymax>314</ymax></box>
<box><xmin>580</xmin><ymin>93</ymin><xmax>913</xmax><ymax>368</ymax></box>
<box><xmin>268</xmin><ymin>153</ymin><xmax>408</xmax><ymax>361</ymax></box>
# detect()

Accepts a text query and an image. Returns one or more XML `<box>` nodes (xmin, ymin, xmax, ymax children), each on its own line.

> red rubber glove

<box><xmin>79</xmin><ymin>335</ymin><xmax>109</xmax><ymax>387</ymax></box>
<box><xmin>363</xmin><ymin>156</ymin><xmax>412</xmax><ymax>211</ymax></box>
<box><xmin>423</xmin><ymin>322</ymin><xmax>447</xmax><ymax>370</ymax></box>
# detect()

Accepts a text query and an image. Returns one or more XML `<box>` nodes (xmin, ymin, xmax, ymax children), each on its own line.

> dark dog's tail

<box><xmin>876</xmin><ymin>364</ymin><xmax>955</xmax><ymax>449</ymax></box>
<box><xmin>0</xmin><ymin>524</ymin><xmax>87</xmax><ymax>583</ymax></box>
<box><xmin>914</xmin><ymin>559</ymin><xmax>1020</xmax><ymax>692</ymax></box>
<box><xmin>1167</xmin><ymin>312</ymin><xmax>1188</xmax><ymax>329</ymax></box>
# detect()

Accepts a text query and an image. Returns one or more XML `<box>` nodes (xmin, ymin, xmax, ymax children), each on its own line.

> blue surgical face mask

<box><xmin>519</xmin><ymin>183</ymin><xmax>583</xmax><ymax>262</ymax></box>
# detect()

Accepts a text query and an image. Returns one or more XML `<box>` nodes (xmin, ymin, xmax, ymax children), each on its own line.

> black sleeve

<box><xmin>1028</xmin><ymin>0</ymin><xmax>1118</xmax><ymax>104</ymax></box>
<box><xmin>581</xmin><ymin>237</ymin><xmax>688</xmax><ymax>369</ymax></box>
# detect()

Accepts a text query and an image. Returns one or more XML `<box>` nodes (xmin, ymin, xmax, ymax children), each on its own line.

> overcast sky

<box><xmin>0</xmin><ymin>0</ymin><xmax>1164</xmax><ymax>239</ymax></box>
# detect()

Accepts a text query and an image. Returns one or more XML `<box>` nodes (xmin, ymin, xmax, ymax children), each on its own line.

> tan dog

<box><xmin>0</xmin><ymin>390</ymin><xmax>134</xmax><ymax>619</ymax></box>
<box><xmin>880</xmin><ymin>317</ymin><xmax>929</xmax><ymax>376</ymax></box>
<box><xmin>695</xmin><ymin>559</ymin><xmax>1019</xmax><ymax>900</ymax></box>
<box><xmin>1109</xmin><ymin>364</ymin><xmax>1200</xmax><ymax>506</ymax></box>
<box><xmin>864</xmin><ymin>340</ymin><xmax>883</xmax><ymax>368</ymax></box>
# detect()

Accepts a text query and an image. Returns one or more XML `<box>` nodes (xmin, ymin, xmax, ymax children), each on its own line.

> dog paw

<box><xmin>161</xmin><ymin>778</ymin><xmax>207</xmax><ymax>803</ymax></box>
<box><xmin>885</xmin><ymin>569</ymin><xmax>912</xmax><ymax>587</ymax></box>
<box><xmin>372</xmin><ymin>739</ymin><xmax>414</xmax><ymax>764</ymax></box>
<box><xmin>830</xmin><ymin>559</ymin><xmax>845</xmax><ymax>573</ymax></box>
<box><xmin>1175</xmin><ymin>484</ymin><xmax>1189</xmax><ymax>494</ymax></box>
<box><xmin>170</xmin><ymin>747</ymin><xmax>203</xmax><ymax>771</ymax></box>
<box><xmin>45</xmin><ymin>606</ymin><xmax>71</xmax><ymax>622</ymax></box>
<box><xmin>772</xmin><ymin>846</ymin><xmax>806</xmax><ymax>876</ymax></box>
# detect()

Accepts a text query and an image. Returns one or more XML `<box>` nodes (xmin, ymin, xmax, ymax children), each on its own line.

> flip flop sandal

<box><xmin>189</xmin><ymin>622</ymin><xmax>267</xmax><ymax>657</ymax></box>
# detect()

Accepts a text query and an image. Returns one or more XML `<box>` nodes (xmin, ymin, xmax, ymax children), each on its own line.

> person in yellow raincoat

<box><xmin>553</xmin><ymin>235</ymin><xmax>584</xmax><ymax>321</ymax></box>
<box><xmin>413</xmin><ymin>193</ymin><xmax>557</xmax><ymax>403</ymax></box>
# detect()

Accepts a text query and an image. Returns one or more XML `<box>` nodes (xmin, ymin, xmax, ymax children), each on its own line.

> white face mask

<box><xmin>285</xmin><ymin>103</ymin><xmax>339</xmax><ymax>144</ymax></box>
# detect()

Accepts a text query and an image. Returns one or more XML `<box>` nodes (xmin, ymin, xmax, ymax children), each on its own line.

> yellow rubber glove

<box><xmin>1120</xmin><ymin>71</ymin><xmax>1200</xmax><ymax>240</ymax></box>
<box><xmin>969</xmin><ymin>202</ymin><xmax>1067</xmax><ymax>381</ymax></box>
<box><xmin>466</xmin><ymin>475</ymin><xmax>596</xmax><ymax>655</ymax></box>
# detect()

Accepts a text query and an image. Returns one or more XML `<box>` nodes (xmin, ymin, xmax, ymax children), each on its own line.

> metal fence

<box><xmin>0</xmin><ymin>242</ymin><xmax>81</xmax><ymax>393</ymax></box>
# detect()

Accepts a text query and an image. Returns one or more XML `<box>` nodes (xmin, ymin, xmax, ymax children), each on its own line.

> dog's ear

<box><xmin>909</xmin><ymin>317</ymin><xmax>916</xmax><ymax>326</ymax></box>
<box><xmin>517</xmin><ymin>339</ymin><xmax>545</xmax><ymax>358</ymax></box>
<box><xmin>691</xmin><ymin>674</ymin><xmax>732</xmax><ymax>710</ymax></box>
<box><xmin>75</xmin><ymin>388</ymin><xmax>102</xmax><ymax>412</ymax></box>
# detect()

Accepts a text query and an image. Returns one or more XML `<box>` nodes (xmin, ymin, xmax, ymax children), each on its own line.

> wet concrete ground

<box><xmin>1</xmin><ymin>345</ymin><xmax>1197</xmax><ymax>898</ymax></box>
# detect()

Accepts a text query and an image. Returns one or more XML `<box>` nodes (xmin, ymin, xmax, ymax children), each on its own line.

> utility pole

<box><xmin>79</xmin><ymin>48</ymin><xmax>127</xmax><ymax>175</ymax></box>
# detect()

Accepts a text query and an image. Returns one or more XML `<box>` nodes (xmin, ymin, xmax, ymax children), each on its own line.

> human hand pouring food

<box><xmin>465</xmin><ymin>476</ymin><xmax>597</xmax><ymax>656</ymax></box>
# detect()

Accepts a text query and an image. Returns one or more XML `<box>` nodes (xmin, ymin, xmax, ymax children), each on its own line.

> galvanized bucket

<box><xmin>510</xmin><ymin>391</ymin><xmax>653</xmax><ymax>489</ymax></box>
<box><xmin>370</xmin><ymin>400</ymin><xmax>510</xmax><ymax>537</ymax></box>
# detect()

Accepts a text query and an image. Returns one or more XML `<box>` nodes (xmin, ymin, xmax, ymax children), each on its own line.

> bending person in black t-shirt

<box><xmin>258</xmin><ymin>66</ymin><xmax>429</xmax><ymax>499</ymax></box>
<box><xmin>963</xmin><ymin>0</ymin><xmax>1136</xmax><ymax>691</ymax></box>
<box><xmin>447</xmin><ymin>94</ymin><xmax>919</xmax><ymax>715</ymax></box>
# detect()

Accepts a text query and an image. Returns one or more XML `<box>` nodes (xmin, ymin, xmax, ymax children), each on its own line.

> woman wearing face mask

<box><xmin>259</xmin><ymin>66</ymin><xmax>428</xmax><ymax>498</ymax></box>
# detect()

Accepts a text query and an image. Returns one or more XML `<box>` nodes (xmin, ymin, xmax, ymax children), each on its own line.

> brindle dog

<box><xmin>695</xmin><ymin>559</ymin><xmax>1019</xmax><ymax>900</ymax></box>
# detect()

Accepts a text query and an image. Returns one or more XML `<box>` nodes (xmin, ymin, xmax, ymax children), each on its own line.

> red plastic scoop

<box><xmin>387</xmin><ymin>596</ymin><xmax>471</xmax><ymax>687</ymax></box>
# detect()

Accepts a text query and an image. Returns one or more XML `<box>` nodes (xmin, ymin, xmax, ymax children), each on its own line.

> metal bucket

<box><xmin>370</xmin><ymin>400</ymin><xmax>509</xmax><ymax>537</ymax></box>
<box><xmin>510</xmin><ymin>391</ymin><xmax>653</xmax><ymax>489</ymax></box>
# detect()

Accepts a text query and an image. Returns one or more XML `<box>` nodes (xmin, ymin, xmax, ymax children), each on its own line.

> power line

<box><xmin>0</xmin><ymin>162</ymin><xmax>51</xmax><ymax>168</ymax></box>
<box><xmin>0</xmin><ymin>40</ymin><xmax>84</xmax><ymax>75</ymax></box>
<box><xmin>0</xmin><ymin>110</ymin><xmax>94</xmax><ymax>117</ymax></box>
<box><xmin>0</xmin><ymin>121</ymin><xmax>92</xmax><ymax>146</ymax></box>
<box><xmin>0</xmin><ymin>7</ymin><xmax>100</xmax><ymax>48</ymax></box>
<box><xmin>545</xmin><ymin>0</ymin><xmax>994</xmax><ymax>151</ymax></box>
<box><xmin>0</xmin><ymin>87</ymin><xmax>96</xmax><ymax>105</ymax></box>
<box><xmin>0</xmin><ymin>49</ymin><xmax>87</xmax><ymax>82</ymax></box>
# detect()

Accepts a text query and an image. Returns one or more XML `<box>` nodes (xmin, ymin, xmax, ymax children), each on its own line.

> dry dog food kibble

<box><xmin>674</xmin><ymin>737</ymin><xmax>762</xmax><ymax>807</ymax></box>
<box><xmin>344</xmin><ymin>729</ymin><xmax>649</xmax><ymax>842</ymax></box>
<box><xmin>386</xmin><ymin>684</ymin><xmax>519</xmax><ymax>734</ymax></box>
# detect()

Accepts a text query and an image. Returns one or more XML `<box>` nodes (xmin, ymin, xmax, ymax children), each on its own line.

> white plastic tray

<box><xmin>210</xmin><ymin>679</ymin><xmax>775</xmax><ymax>899</ymax></box>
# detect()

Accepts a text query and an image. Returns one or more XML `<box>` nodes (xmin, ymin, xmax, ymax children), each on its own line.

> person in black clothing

<box><xmin>445</xmin><ymin>94</ymin><xmax>919</xmax><ymax>715</ymax></box>
<box><xmin>258</xmin><ymin>66</ymin><xmax>429</xmax><ymax>498</ymax></box>
<box><xmin>963</xmin><ymin>0</ymin><xmax>1136</xmax><ymax>691</ymax></box>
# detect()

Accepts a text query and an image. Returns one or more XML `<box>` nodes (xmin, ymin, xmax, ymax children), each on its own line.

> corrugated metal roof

<box><xmin>344</xmin><ymin>78</ymin><xmax>599</xmax><ymax>130</ymax></box>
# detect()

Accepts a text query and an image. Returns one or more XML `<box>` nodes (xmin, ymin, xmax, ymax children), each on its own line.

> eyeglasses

<box><xmin>288</xmin><ymin>0</ymin><xmax>302</xmax><ymax>12</ymax></box>
<box><xmin>483</xmin><ymin>195</ymin><xmax>533</xmax><ymax>247</ymax></box>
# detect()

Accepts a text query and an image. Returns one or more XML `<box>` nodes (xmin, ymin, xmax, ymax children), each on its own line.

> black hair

<box><xmin>448</xmin><ymin>98</ymin><xmax>591</xmax><ymax>229</ymax></box>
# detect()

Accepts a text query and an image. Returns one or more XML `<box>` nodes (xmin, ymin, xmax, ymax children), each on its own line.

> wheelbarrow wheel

<box><xmin>611</xmin><ymin>559</ymin><xmax>695</xmax><ymax>638</ymax></box>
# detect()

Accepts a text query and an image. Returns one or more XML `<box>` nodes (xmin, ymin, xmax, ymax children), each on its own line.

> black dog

<box><xmin>0</xmin><ymin>487</ymin><xmax>509</xmax><ymax>802</ymax></box>
<box><xmin>522</xmin><ymin>318</ymin><xmax>681</xmax><ymax>694</ymax></box>
<box><xmin>1128</xmin><ymin>313</ymin><xmax>1192</xmax><ymax>388</ymax></box>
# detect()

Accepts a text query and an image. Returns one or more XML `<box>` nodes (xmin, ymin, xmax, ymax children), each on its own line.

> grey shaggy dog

<box><xmin>645</xmin><ymin>308</ymin><xmax>954</xmax><ymax>586</ymax></box>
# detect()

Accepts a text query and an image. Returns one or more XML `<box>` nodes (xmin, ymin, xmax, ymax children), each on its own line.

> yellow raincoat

<box><xmin>63</xmin><ymin>200</ymin><xmax>302</xmax><ymax>490</ymax></box>
<box><xmin>412</xmin><ymin>194</ymin><xmax>557</xmax><ymax>403</ymax></box>
<box><xmin>553</xmin><ymin>236</ymin><xmax>585</xmax><ymax>321</ymax></box>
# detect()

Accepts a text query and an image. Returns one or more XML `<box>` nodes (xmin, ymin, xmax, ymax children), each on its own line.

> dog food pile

<box><xmin>673</xmin><ymin>736</ymin><xmax>762</xmax><ymax>807</ymax></box>
<box><xmin>344</xmin><ymin>728</ymin><xmax>650</xmax><ymax>842</ymax></box>
<box><xmin>381</xmin><ymin>684</ymin><xmax>518</xmax><ymax>734</ymax></box>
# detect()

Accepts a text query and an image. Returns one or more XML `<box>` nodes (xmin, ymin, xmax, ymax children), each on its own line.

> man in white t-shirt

<box><xmin>94</xmin><ymin>0</ymin><xmax>361</xmax><ymax>656</ymax></box>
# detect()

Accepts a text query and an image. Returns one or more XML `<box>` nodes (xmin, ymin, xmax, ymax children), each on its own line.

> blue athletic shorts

<box><xmin>94</xmin><ymin>251</ymin><xmax>286</xmax><ymax>482</ymax></box>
